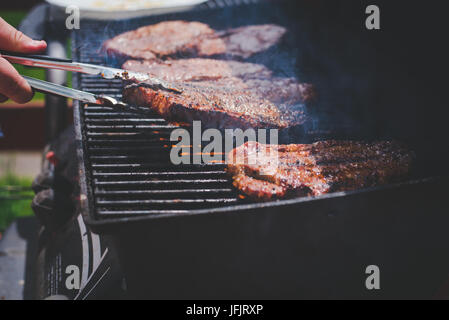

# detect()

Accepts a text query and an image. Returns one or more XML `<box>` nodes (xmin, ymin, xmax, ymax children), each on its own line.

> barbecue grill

<box><xmin>34</xmin><ymin>0</ymin><xmax>449</xmax><ymax>299</ymax></box>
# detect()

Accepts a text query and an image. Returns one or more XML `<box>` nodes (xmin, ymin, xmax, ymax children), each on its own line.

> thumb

<box><xmin>0</xmin><ymin>17</ymin><xmax>46</xmax><ymax>53</ymax></box>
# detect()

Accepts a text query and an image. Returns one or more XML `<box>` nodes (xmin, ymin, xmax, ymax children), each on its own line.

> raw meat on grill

<box><xmin>227</xmin><ymin>141</ymin><xmax>414</xmax><ymax>200</ymax></box>
<box><xmin>102</xmin><ymin>21</ymin><xmax>287</xmax><ymax>61</ymax></box>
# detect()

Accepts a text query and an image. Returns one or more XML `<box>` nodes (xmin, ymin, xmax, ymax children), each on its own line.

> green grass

<box><xmin>0</xmin><ymin>174</ymin><xmax>34</xmax><ymax>232</ymax></box>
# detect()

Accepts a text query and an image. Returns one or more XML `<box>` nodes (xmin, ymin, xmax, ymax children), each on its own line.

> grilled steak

<box><xmin>123</xmin><ymin>58</ymin><xmax>315</xmax><ymax>103</ymax></box>
<box><xmin>122</xmin><ymin>58</ymin><xmax>273</xmax><ymax>82</ymax></box>
<box><xmin>227</xmin><ymin>141</ymin><xmax>414</xmax><ymax>200</ymax></box>
<box><xmin>102</xmin><ymin>21</ymin><xmax>286</xmax><ymax>61</ymax></box>
<box><xmin>123</xmin><ymin>79</ymin><xmax>306</xmax><ymax>129</ymax></box>
<box><xmin>221</xmin><ymin>24</ymin><xmax>288</xmax><ymax>59</ymax></box>
<box><xmin>121</xmin><ymin>58</ymin><xmax>315</xmax><ymax>129</ymax></box>
<box><xmin>102</xmin><ymin>21</ymin><xmax>216</xmax><ymax>60</ymax></box>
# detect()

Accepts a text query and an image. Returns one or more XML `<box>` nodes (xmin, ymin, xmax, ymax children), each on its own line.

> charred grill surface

<box><xmin>227</xmin><ymin>141</ymin><xmax>414</xmax><ymax>200</ymax></box>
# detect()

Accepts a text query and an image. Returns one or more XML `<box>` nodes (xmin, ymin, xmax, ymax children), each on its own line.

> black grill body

<box><xmin>73</xmin><ymin>0</ymin><xmax>449</xmax><ymax>298</ymax></box>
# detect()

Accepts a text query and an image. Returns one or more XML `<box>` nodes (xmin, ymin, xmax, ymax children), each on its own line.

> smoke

<box><xmin>86</xmin><ymin>1</ymin><xmax>396</xmax><ymax>144</ymax></box>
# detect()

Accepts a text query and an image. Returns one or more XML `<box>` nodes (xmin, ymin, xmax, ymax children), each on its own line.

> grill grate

<box><xmin>77</xmin><ymin>101</ymin><xmax>242</xmax><ymax>217</ymax></box>
<box><xmin>73</xmin><ymin>18</ymin><xmax>252</xmax><ymax>219</ymax></box>
<box><xmin>78</xmin><ymin>99</ymin><xmax>242</xmax><ymax>218</ymax></box>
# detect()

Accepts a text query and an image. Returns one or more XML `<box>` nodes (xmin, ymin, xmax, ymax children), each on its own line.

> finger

<box><xmin>0</xmin><ymin>17</ymin><xmax>47</xmax><ymax>53</ymax></box>
<box><xmin>0</xmin><ymin>93</ymin><xmax>8</xmax><ymax>103</ymax></box>
<box><xmin>0</xmin><ymin>57</ymin><xmax>33</xmax><ymax>103</ymax></box>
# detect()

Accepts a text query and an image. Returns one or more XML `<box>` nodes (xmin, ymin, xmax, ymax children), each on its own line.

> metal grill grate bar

<box><xmin>94</xmin><ymin>179</ymin><xmax>230</xmax><ymax>185</ymax></box>
<box><xmin>93</xmin><ymin>171</ymin><xmax>227</xmax><ymax>176</ymax></box>
<box><xmin>97</xmin><ymin>199</ymin><xmax>238</xmax><ymax>205</ymax></box>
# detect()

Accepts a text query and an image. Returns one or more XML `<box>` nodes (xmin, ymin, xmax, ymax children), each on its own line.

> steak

<box><xmin>121</xmin><ymin>58</ymin><xmax>274</xmax><ymax>82</ymax></box>
<box><xmin>102</xmin><ymin>21</ymin><xmax>216</xmax><ymax>60</ymax></box>
<box><xmin>227</xmin><ymin>141</ymin><xmax>414</xmax><ymax>200</ymax></box>
<box><xmin>122</xmin><ymin>59</ymin><xmax>315</xmax><ymax>103</ymax></box>
<box><xmin>123</xmin><ymin>79</ymin><xmax>307</xmax><ymax>129</ymax></box>
<box><xmin>121</xmin><ymin>58</ymin><xmax>315</xmax><ymax>129</ymax></box>
<box><xmin>221</xmin><ymin>24</ymin><xmax>288</xmax><ymax>59</ymax></box>
<box><xmin>102</xmin><ymin>21</ymin><xmax>286</xmax><ymax>61</ymax></box>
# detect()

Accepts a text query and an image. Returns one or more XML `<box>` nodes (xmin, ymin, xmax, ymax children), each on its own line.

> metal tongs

<box><xmin>1</xmin><ymin>50</ymin><xmax>182</xmax><ymax>108</ymax></box>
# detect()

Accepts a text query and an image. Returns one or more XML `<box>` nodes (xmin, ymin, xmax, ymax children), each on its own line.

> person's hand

<box><xmin>0</xmin><ymin>17</ymin><xmax>47</xmax><ymax>103</ymax></box>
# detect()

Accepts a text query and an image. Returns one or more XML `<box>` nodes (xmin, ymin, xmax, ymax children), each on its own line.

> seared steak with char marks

<box><xmin>122</xmin><ymin>59</ymin><xmax>315</xmax><ymax>104</ymax></box>
<box><xmin>227</xmin><ymin>141</ymin><xmax>414</xmax><ymax>200</ymax></box>
<box><xmin>121</xmin><ymin>58</ymin><xmax>315</xmax><ymax>129</ymax></box>
<box><xmin>123</xmin><ymin>79</ymin><xmax>307</xmax><ymax>129</ymax></box>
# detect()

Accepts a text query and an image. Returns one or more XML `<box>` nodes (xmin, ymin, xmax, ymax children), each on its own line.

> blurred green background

<box><xmin>1</xmin><ymin>11</ymin><xmax>40</xmax><ymax>231</ymax></box>
<box><xmin>0</xmin><ymin>175</ymin><xmax>34</xmax><ymax>231</ymax></box>
<box><xmin>2</xmin><ymin>10</ymin><xmax>46</xmax><ymax>101</ymax></box>
<box><xmin>1</xmin><ymin>10</ymin><xmax>73</xmax><ymax>102</ymax></box>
